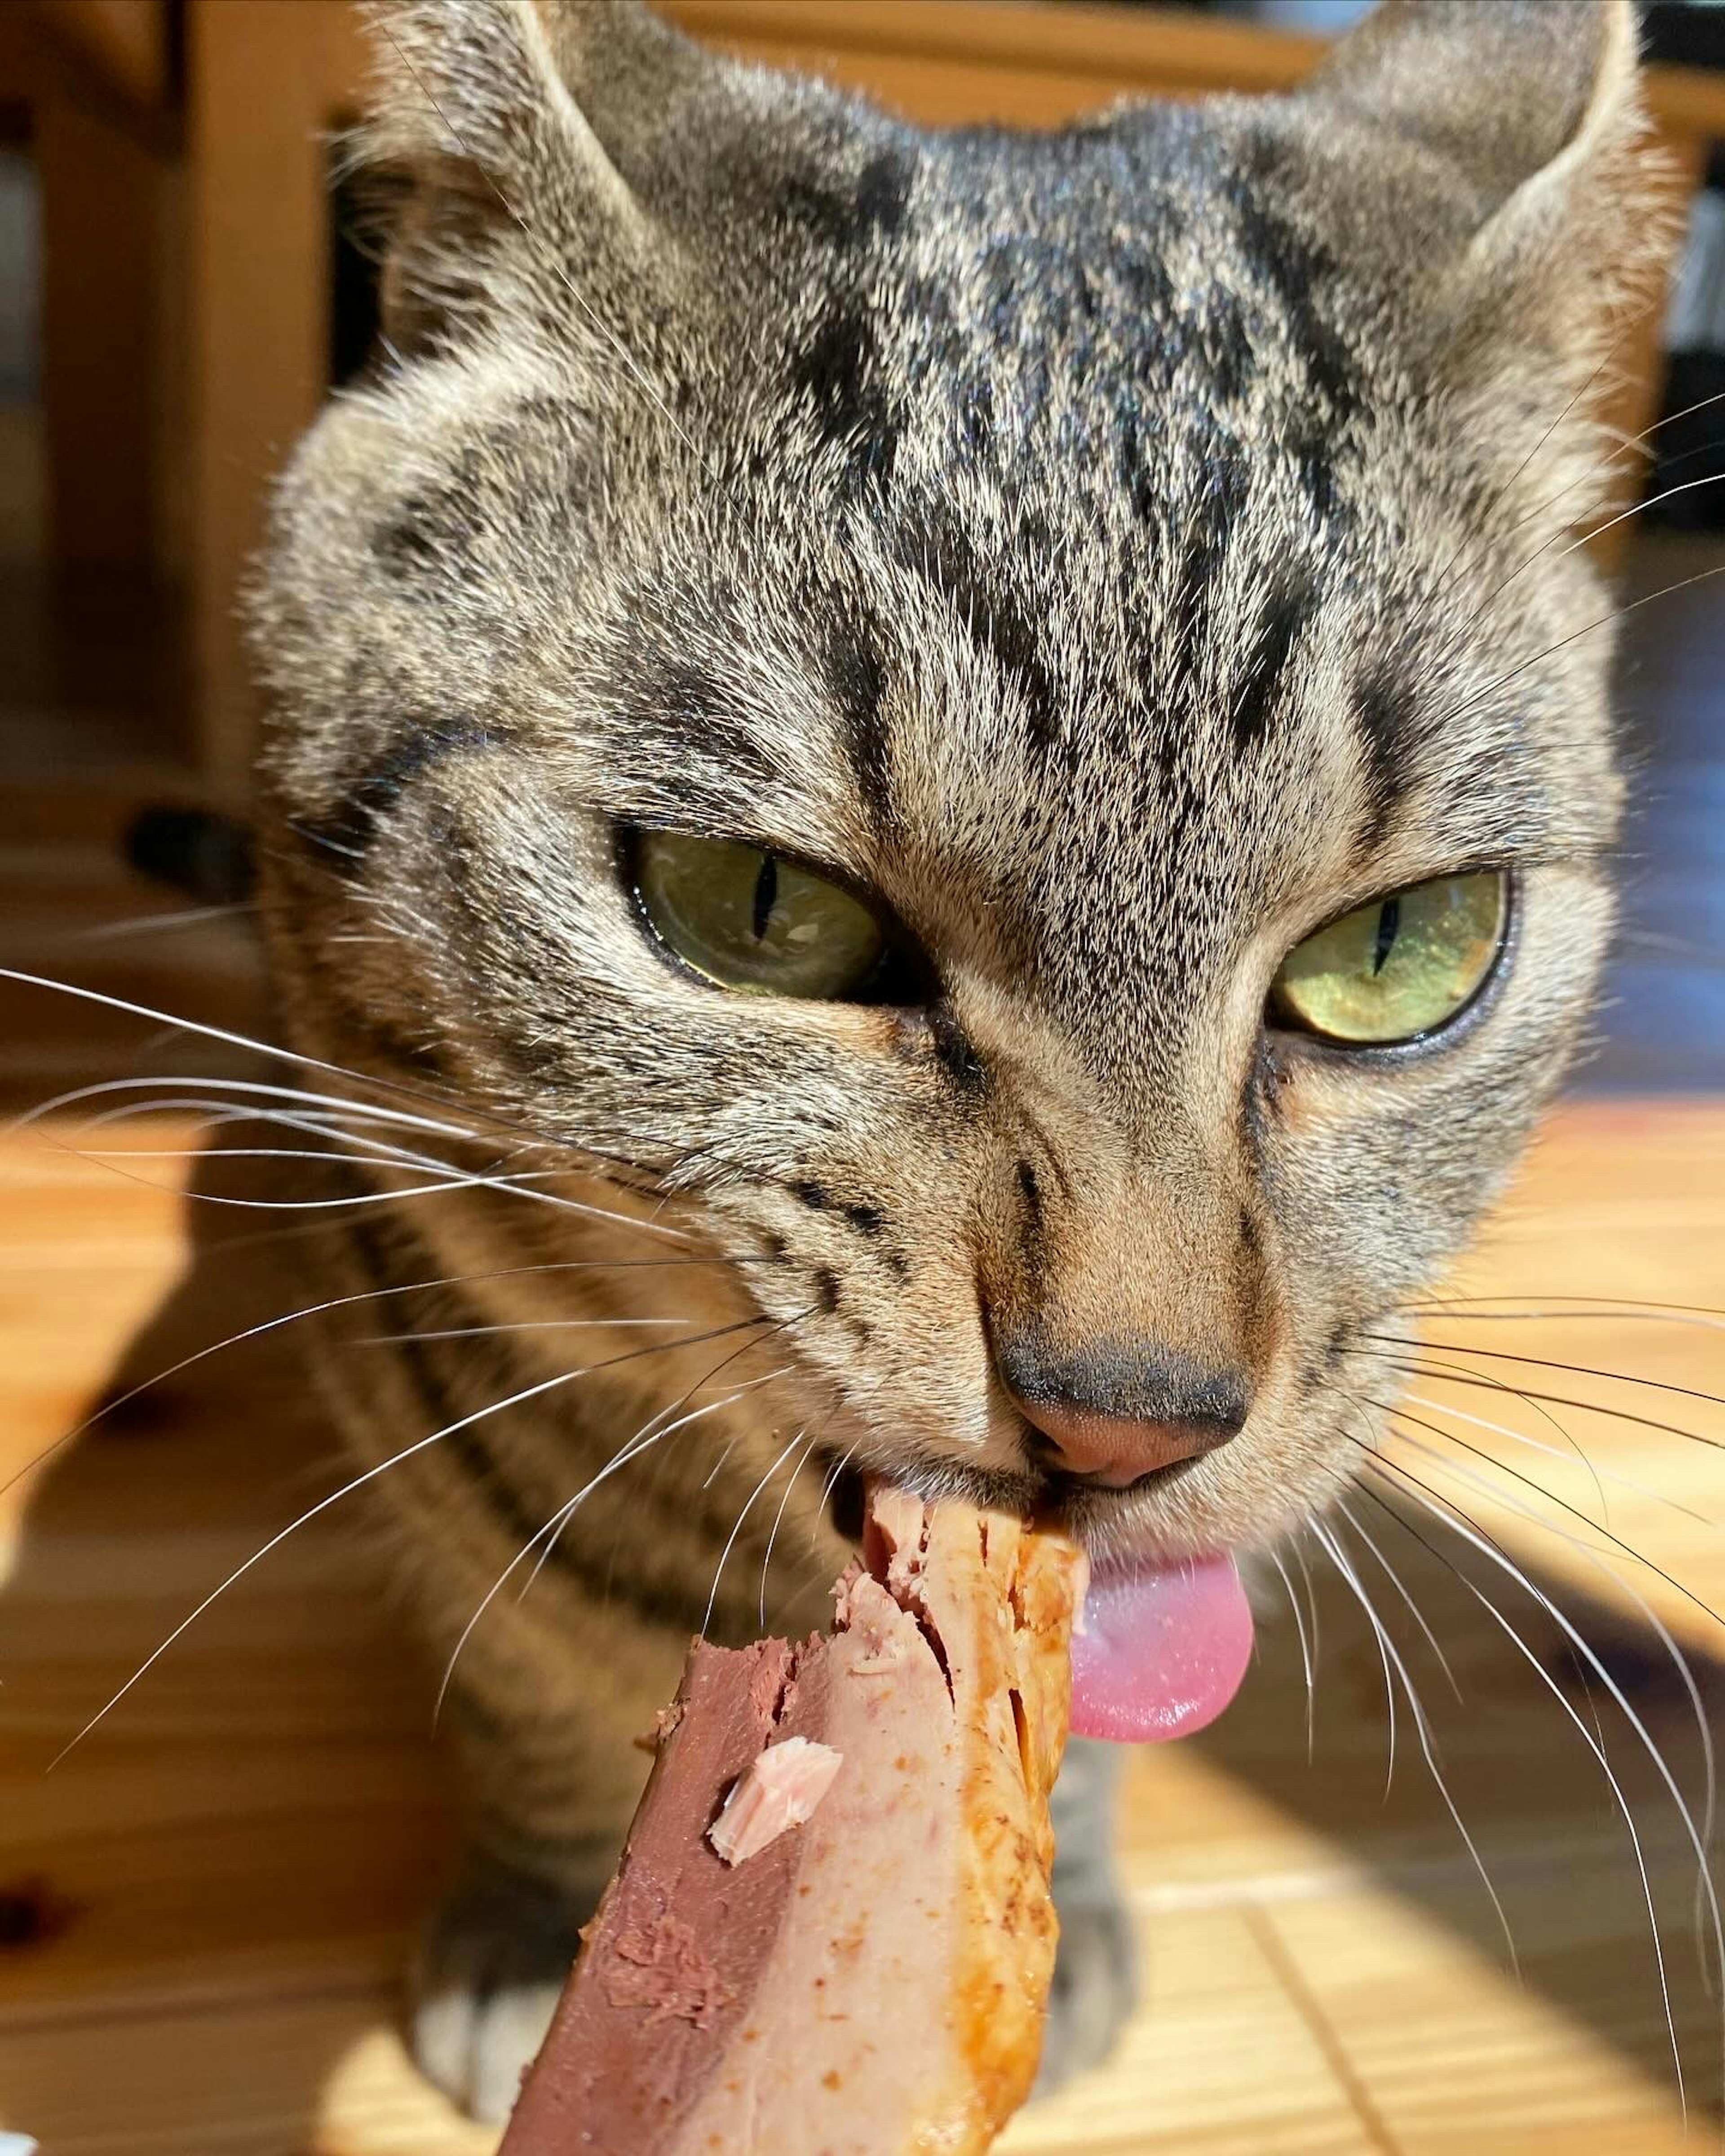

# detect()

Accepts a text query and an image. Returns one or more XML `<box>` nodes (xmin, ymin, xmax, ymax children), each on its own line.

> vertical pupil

<box><xmin>1370</xmin><ymin>895</ymin><xmax>1401</xmax><ymax>977</ymax></box>
<box><xmin>751</xmin><ymin>853</ymin><xmax>779</xmax><ymax>943</ymax></box>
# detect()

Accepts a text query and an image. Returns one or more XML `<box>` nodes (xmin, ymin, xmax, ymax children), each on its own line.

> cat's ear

<box><xmin>1300</xmin><ymin>0</ymin><xmax>1652</xmax><ymax>355</ymax></box>
<box><xmin>357</xmin><ymin>0</ymin><xmax>724</xmax><ymax>353</ymax></box>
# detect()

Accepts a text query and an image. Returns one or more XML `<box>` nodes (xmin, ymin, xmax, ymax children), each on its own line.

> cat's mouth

<box><xmin>814</xmin><ymin>1449</ymin><xmax>1254</xmax><ymax>1744</ymax></box>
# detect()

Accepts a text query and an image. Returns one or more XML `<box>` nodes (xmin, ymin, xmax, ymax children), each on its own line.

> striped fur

<box><xmin>246</xmin><ymin>0</ymin><xmax>1659</xmax><ymax>2117</ymax></box>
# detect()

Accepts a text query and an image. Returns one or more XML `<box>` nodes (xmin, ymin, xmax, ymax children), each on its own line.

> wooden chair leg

<box><xmin>185</xmin><ymin>0</ymin><xmax>346</xmax><ymax>785</ymax></box>
<box><xmin>36</xmin><ymin>95</ymin><xmax>170</xmax><ymax>574</ymax></box>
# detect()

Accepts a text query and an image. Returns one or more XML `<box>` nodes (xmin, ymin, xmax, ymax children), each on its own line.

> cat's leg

<box><xmin>409</xmin><ymin>1668</ymin><xmax>666</xmax><ymax>2124</ymax></box>
<box><xmin>1036</xmin><ymin>1736</ymin><xmax>1140</xmax><ymax>2094</ymax></box>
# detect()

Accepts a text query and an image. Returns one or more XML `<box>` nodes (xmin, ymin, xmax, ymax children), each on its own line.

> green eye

<box><xmin>632</xmin><ymin>830</ymin><xmax>889</xmax><ymax>1000</ymax></box>
<box><xmin>1269</xmin><ymin>870</ymin><xmax>1508</xmax><ymax>1046</ymax></box>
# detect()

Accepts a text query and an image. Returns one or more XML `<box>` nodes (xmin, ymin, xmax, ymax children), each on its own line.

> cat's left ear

<box><xmin>1298</xmin><ymin>0</ymin><xmax>1654</xmax><ymax>361</ymax></box>
<box><xmin>357</xmin><ymin>0</ymin><xmax>756</xmax><ymax>355</ymax></box>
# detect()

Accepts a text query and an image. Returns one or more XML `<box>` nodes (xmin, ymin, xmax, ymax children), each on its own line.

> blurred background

<box><xmin>1</xmin><ymin>4</ymin><xmax>1723</xmax><ymax>2152</ymax></box>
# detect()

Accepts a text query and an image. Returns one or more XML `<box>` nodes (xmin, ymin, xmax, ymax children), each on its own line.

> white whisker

<box><xmin>46</xmin><ymin>1360</ymin><xmax>594</xmax><ymax>1770</ymax></box>
<box><xmin>1267</xmin><ymin>1542</ymin><xmax>1317</xmax><ymax>1759</ymax></box>
<box><xmin>1313</xmin><ymin>1513</ymin><xmax>1517</xmax><ymax>1970</ymax></box>
<box><xmin>1361</xmin><ymin>1463</ymin><xmax>1704</xmax><ymax>2116</ymax></box>
<box><xmin>435</xmin><ymin>1375</ymin><xmax>786</xmax><ymax>1722</ymax></box>
<box><xmin>703</xmin><ymin>1428</ymin><xmax>808</xmax><ymax>1639</ymax></box>
<box><xmin>759</xmin><ymin>1429</ymin><xmax>817</xmax><ymax>1629</ymax></box>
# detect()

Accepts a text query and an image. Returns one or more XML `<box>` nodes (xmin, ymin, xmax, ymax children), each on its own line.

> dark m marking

<box><xmin>1227</xmin><ymin>148</ymin><xmax>1362</xmax><ymax>530</ymax></box>
<box><xmin>300</xmin><ymin>717</ymin><xmax>498</xmax><ymax>875</ymax></box>
<box><xmin>894</xmin><ymin>512</ymin><xmax>1061</xmax><ymax>755</ymax></box>
<box><xmin>824</xmin><ymin>606</ymin><xmax>893</xmax><ymax>826</ymax></box>
<box><xmin>791</xmin><ymin>1179</ymin><xmax>830</xmax><ymax>1210</ymax></box>
<box><xmin>1353</xmin><ymin>660</ymin><xmax>1414</xmax><ymax>852</ymax></box>
<box><xmin>1168</xmin><ymin>447</ymin><xmax>1252</xmax><ymax>665</ymax></box>
<box><xmin>1231</xmin><ymin>573</ymin><xmax>1313</xmax><ymax>755</ymax></box>
<box><xmin>792</xmin><ymin>303</ymin><xmax>899</xmax><ymax>498</ymax></box>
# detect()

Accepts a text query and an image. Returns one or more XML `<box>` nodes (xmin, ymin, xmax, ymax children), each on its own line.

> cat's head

<box><xmin>252</xmin><ymin>0</ymin><xmax>1656</xmax><ymax>1563</ymax></box>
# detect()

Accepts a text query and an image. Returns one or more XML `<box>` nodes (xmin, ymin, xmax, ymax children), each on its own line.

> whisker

<box><xmin>1311</xmin><ymin>1516</ymin><xmax>1520</xmax><ymax>1962</ymax></box>
<box><xmin>1380</xmin><ymin>1406</ymin><xmax>1721</xmax><ymax>1901</ymax></box>
<box><xmin>813</xmin><ymin>1441</ymin><xmax>863</xmax><ymax>1547</ymax></box>
<box><xmin>1357</xmin><ymin>1460</ymin><xmax>1709</xmax><ymax>2116</ymax></box>
<box><xmin>1349</xmin><ymin>1382</ymin><xmax>1725</xmax><ymax>1656</ymax></box>
<box><xmin>0</xmin><ymin>1254</ymin><xmax>780</xmax><ymax>1503</ymax></box>
<box><xmin>1420</xmin><ymin>556</ymin><xmax>1725</xmax><ymax>745</ymax></box>
<box><xmin>1266</xmin><ymin>1542</ymin><xmax>1317</xmax><ymax>1760</ymax></box>
<box><xmin>760</xmin><ymin>1429</ymin><xmax>818</xmax><ymax>1629</ymax></box>
<box><xmin>703</xmin><ymin>1427</ymin><xmax>809</xmax><ymax>1640</ymax></box>
<box><xmin>1381</xmin><ymin>1365</ymin><xmax>1725</xmax><ymax>1457</ymax></box>
<box><xmin>359</xmin><ymin>1317</ymin><xmax>693</xmax><ymax>1345</ymax></box>
<box><xmin>435</xmin><ymin>1374</ymin><xmax>787</xmax><ymax>1723</ymax></box>
<box><xmin>1371</xmin><ymin>1335</ymin><xmax>1611</xmax><ymax>1524</ymax></box>
<box><xmin>1377</xmin><ymin>1365</ymin><xmax>1713</xmax><ymax>1530</ymax></box>
<box><xmin>1366</xmin><ymin>1333</ymin><xmax>1725</xmax><ymax>1416</ymax></box>
<box><xmin>1310</xmin><ymin>1515</ymin><xmax>1397</xmax><ymax>1796</ymax></box>
<box><xmin>27</xmin><ymin>1097</ymin><xmax>689</xmax><ymax>1239</ymax></box>
<box><xmin>1405</xmin><ymin>1297</ymin><xmax>1725</xmax><ymax>1327</ymax></box>
<box><xmin>1336</xmin><ymin>1493</ymin><xmax>1464</xmax><ymax>1704</ymax></box>
<box><xmin>71</xmin><ymin>901</ymin><xmax>256</xmax><ymax>940</ymax></box>
<box><xmin>531</xmin><ymin>1368</ymin><xmax>794</xmax><ymax>1616</ymax></box>
<box><xmin>44</xmin><ymin>1314</ymin><xmax>778</xmax><ymax>1767</ymax></box>
<box><xmin>0</xmin><ymin>964</ymin><xmax>652</xmax><ymax>1180</ymax></box>
<box><xmin>1290</xmin><ymin>1533</ymin><xmax>1323</xmax><ymax>1687</ymax></box>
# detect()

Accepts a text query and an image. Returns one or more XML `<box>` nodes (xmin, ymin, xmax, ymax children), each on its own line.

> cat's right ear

<box><xmin>355</xmin><ymin>0</ymin><xmax>731</xmax><ymax>357</ymax></box>
<box><xmin>1296</xmin><ymin>0</ymin><xmax>1652</xmax><ymax>366</ymax></box>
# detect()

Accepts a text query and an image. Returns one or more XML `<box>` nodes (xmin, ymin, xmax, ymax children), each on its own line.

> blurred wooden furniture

<box><xmin>5</xmin><ymin>1</ymin><xmax>179</xmax><ymax>577</ymax></box>
<box><xmin>13</xmin><ymin>1</ymin><xmax>1725</xmax><ymax>775</ymax></box>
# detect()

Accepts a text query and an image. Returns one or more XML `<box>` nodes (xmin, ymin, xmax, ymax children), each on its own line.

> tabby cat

<box><xmin>246</xmin><ymin>0</ymin><xmax>1657</xmax><ymax>2120</ymax></box>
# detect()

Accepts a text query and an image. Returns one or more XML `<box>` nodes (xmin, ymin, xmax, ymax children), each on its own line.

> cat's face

<box><xmin>252</xmin><ymin>0</ymin><xmax>1648</xmax><ymax>1564</ymax></box>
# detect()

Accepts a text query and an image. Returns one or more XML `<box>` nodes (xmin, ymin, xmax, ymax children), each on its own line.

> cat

<box><xmin>244</xmin><ymin>0</ymin><xmax>1658</xmax><ymax>2123</ymax></box>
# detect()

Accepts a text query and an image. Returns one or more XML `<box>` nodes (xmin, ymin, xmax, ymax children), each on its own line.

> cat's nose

<box><xmin>995</xmin><ymin>1335</ymin><xmax>1248</xmax><ymax>1489</ymax></box>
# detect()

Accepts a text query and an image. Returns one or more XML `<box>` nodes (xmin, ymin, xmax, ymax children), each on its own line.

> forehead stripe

<box><xmin>1230</xmin><ymin>570</ymin><xmax>1313</xmax><ymax>755</ymax></box>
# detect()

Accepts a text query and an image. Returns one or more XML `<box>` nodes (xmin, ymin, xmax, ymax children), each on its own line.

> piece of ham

<box><xmin>707</xmin><ymin>1735</ymin><xmax>844</xmax><ymax>1866</ymax></box>
<box><xmin>498</xmin><ymin>1488</ymin><xmax>1084</xmax><ymax>2155</ymax></box>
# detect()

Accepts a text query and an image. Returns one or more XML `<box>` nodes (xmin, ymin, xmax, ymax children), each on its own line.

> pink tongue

<box><xmin>1070</xmin><ymin>1555</ymin><xmax>1254</xmax><ymax>1743</ymax></box>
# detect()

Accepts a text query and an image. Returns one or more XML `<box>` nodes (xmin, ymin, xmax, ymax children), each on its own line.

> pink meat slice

<box><xmin>499</xmin><ymin>1493</ymin><xmax>1081</xmax><ymax>2156</ymax></box>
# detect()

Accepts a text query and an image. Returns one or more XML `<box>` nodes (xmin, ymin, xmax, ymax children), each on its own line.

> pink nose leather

<box><xmin>1014</xmin><ymin>1396</ymin><xmax>1227</xmax><ymax>1488</ymax></box>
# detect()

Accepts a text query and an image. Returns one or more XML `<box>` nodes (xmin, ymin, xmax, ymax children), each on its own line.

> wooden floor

<box><xmin>1</xmin><ymin>532</ymin><xmax>1724</xmax><ymax>2148</ymax></box>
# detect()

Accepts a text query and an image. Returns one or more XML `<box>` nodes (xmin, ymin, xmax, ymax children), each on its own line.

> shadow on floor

<box><xmin>2</xmin><ymin>1123</ymin><xmax>1723</xmax><ymax>2145</ymax></box>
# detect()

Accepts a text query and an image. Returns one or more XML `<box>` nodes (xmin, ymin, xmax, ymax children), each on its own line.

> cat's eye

<box><xmin>632</xmin><ymin>830</ymin><xmax>890</xmax><ymax>1000</ymax></box>
<box><xmin>1269</xmin><ymin>870</ymin><xmax>1509</xmax><ymax>1046</ymax></box>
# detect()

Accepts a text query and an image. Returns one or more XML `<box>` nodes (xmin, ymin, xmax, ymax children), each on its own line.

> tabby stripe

<box><xmin>299</xmin><ymin>716</ymin><xmax>499</xmax><ymax>874</ymax></box>
<box><xmin>1231</xmin><ymin>572</ymin><xmax>1313</xmax><ymax>754</ymax></box>
<box><xmin>893</xmin><ymin>510</ymin><xmax>1061</xmax><ymax>754</ymax></box>
<box><xmin>1352</xmin><ymin>659</ymin><xmax>1414</xmax><ymax>853</ymax></box>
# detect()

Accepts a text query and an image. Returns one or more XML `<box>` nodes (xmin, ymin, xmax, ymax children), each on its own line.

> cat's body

<box><xmin>247</xmin><ymin>0</ymin><xmax>1657</xmax><ymax>2120</ymax></box>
